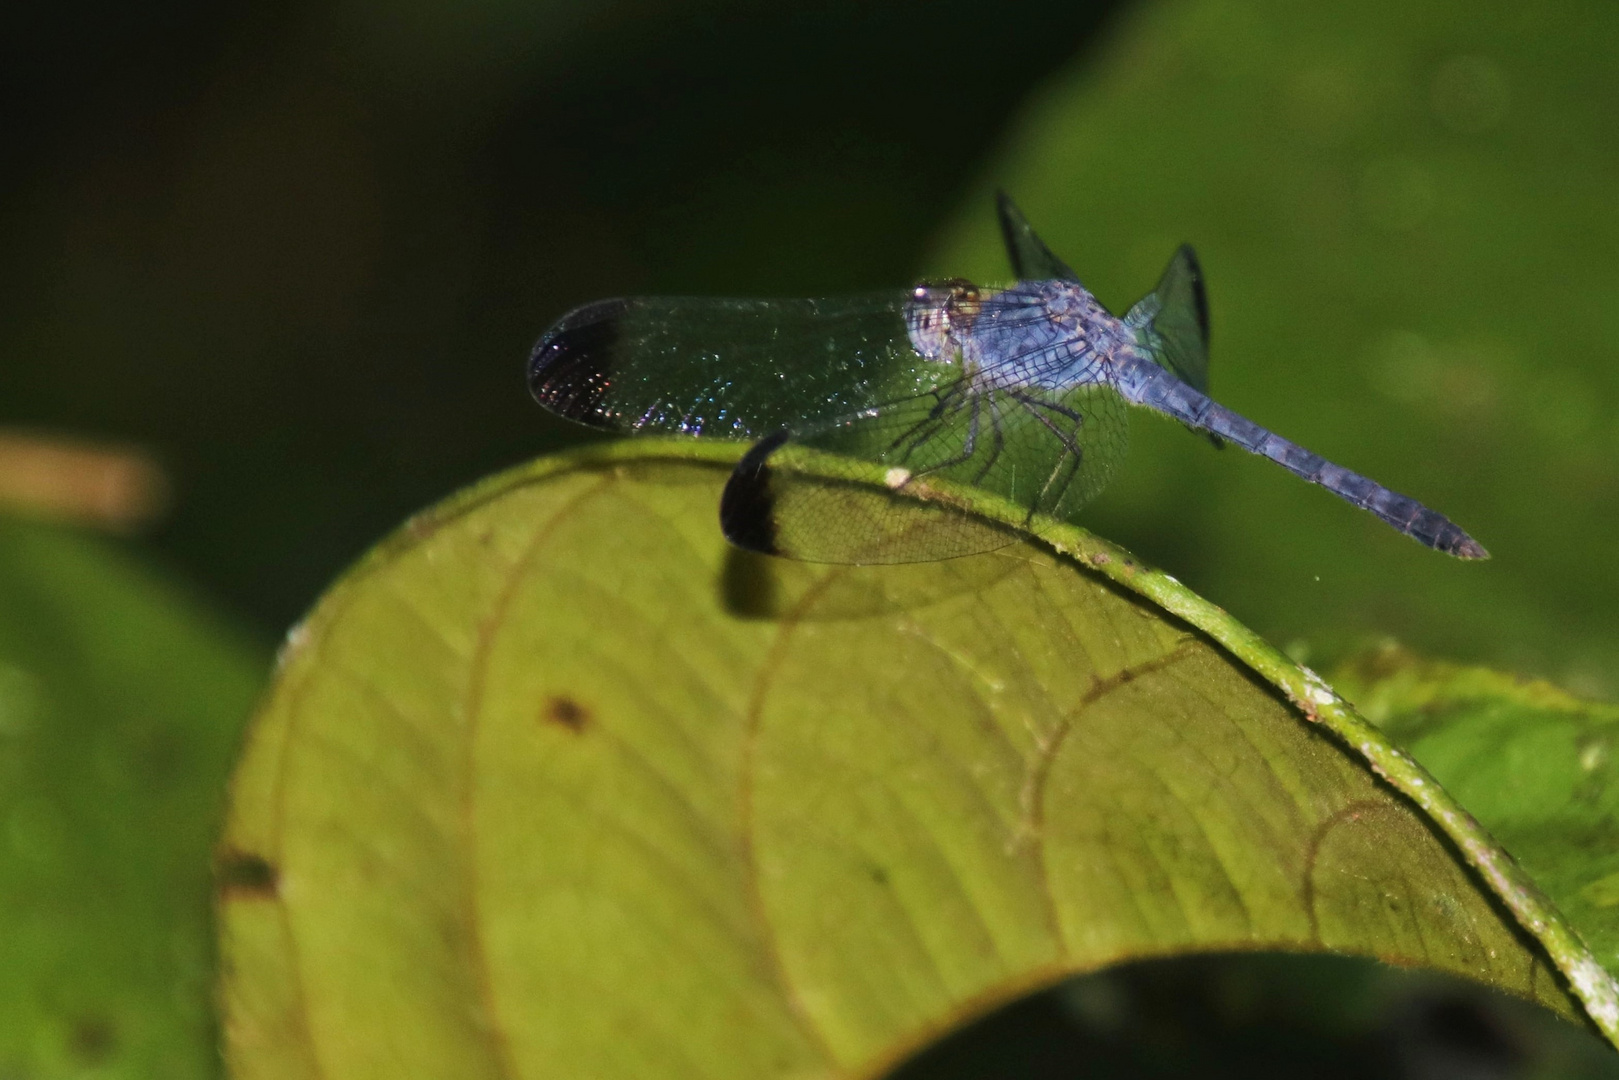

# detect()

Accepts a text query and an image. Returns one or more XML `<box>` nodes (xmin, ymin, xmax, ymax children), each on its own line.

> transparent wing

<box><xmin>530</xmin><ymin>293</ymin><xmax>943</xmax><ymax>439</ymax></box>
<box><xmin>996</xmin><ymin>191</ymin><xmax>1082</xmax><ymax>283</ymax></box>
<box><xmin>1124</xmin><ymin>244</ymin><xmax>1221</xmax><ymax>447</ymax></box>
<box><xmin>1125</xmin><ymin>245</ymin><xmax>1211</xmax><ymax>392</ymax></box>
<box><xmin>532</xmin><ymin>285</ymin><xmax>1130</xmax><ymax>565</ymax></box>
<box><xmin>719</xmin><ymin>347</ymin><xmax>1130</xmax><ymax>564</ymax></box>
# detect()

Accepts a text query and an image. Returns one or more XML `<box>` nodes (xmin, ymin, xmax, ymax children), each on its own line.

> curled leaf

<box><xmin>220</xmin><ymin>443</ymin><xmax>1595</xmax><ymax>1079</ymax></box>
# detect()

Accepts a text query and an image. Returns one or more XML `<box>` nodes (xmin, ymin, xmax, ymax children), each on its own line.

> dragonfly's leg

<box><xmin>1009</xmin><ymin>390</ymin><xmax>1085</xmax><ymax>429</ymax></box>
<box><xmin>959</xmin><ymin>395</ymin><xmax>980</xmax><ymax>459</ymax></box>
<box><xmin>1009</xmin><ymin>391</ymin><xmax>1091</xmax><ymax>507</ymax></box>
<box><xmin>886</xmin><ymin>381</ymin><xmax>968</xmax><ymax>462</ymax></box>
<box><xmin>1007</xmin><ymin>393</ymin><xmax>1085</xmax><ymax>459</ymax></box>
<box><xmin>972</xmin><ymin>395</ymin><xmax>1007</xmax><ymax>485</ymax></box>
<box><xmin>926</xmin><ymin>386</ymin><xmax>960</xmax><ymax>421</ymax></box>
<box><xmin>1013</xmin><ymin>397</ymin><xmax>1087</xmax><ymax>514</ymax></box>
<box><xmin>893</xmin><ymin>411</ymin><xmax>954</xmax><ymax>464</ymax></box>
<box><xmin>909</xmin><ymin>394</ymin><xmax>982</xmax><ymax>480</ymax></box>
<box><xmin>1038</xmin><ymin>447</ymin><xmax>1084</xmax><ymax>514</ymax></box>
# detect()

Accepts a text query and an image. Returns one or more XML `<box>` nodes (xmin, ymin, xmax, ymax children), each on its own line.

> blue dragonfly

<box><xmin>529</xmin><ymin>195</ymin><xmax>1487</xmax><ymax>563</ymax></box>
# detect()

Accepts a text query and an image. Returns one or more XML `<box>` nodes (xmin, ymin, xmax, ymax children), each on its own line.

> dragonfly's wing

<box><xmin>719</xmin><ymin>343</ymin><xmax>1131</xmax><ymax>563</ymax></box>
<box><xmin>530</xmin><ymin>293</ymin><xmax>942</xmax><ymax>438</ymax></box>
<box><xmin>1124</xmin><ymin>244</ymin><xmax>1221</xmax><ymax>447</ymax></box>
<box><xmin>996</xmin><ymin>192</ymin><xmax>1081</xmax><ymax>283</ymax></box>
<box><xmin>534</xmin><ymin>286</ymin><xmax>1129</xmax><ymax>565</ymax></box>
<box><xmin>1125</xmin><ymin>245</ymin><xmax>1210</xmax><ymax>392</ymax></box>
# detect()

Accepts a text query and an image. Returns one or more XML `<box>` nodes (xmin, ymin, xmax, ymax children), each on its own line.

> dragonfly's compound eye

<box><xmin>904</xmin><ymin>287</ymin><xmax>953</xmax><ymax>360</ymax></box>
<box><xmin>945</xmin><ymin>280</ymin><xmax>982</xmax><ymax>322</ymax></box>
<box><xmin>905</xmin><ymin>279</ymin><xmax>982</xmax><ymax>362</ymax></box>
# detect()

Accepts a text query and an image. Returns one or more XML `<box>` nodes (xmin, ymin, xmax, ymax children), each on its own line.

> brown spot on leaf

<box><xmin>544</xmin><ymin>695</ymin><xmax>591</xmax><ymax>733</ymax></box>
<box><xmin>215</xmin><ymin>848</ymin><xmax>280</xmax><ymax>899</ymax></box>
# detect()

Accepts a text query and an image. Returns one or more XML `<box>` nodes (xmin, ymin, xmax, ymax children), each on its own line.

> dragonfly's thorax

<box><xmin>905</xmin><ymin>278</ymin><xmax>1133</xmax><ymax>391</ymax></box>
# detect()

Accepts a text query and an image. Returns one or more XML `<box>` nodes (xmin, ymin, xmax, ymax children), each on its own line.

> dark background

<box><xmin>1</xmin><ymin>0</ymin><xmax>1123</xmax><ymax>634</ymax></box>
<box><xmin>9</xmin><ymin>1</ymin><xmax>1617</xmax><ymax>699</ymax></box>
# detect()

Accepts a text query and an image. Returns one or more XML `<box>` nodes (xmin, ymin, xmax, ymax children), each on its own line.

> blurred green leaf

<box><xmin>1336</xmin><ymin>645</ymin><xmax>1619</xmax><ymax>984</ymax></box>
<box><xmin>929</xmin><ymin>0</ymin><xmax>1619</xmax><ymax>692</ymax></box>
<box><xmin>219</xmin><ymin>443</ymin><xmax>1593</xmax><ymax>1079</ymax></box>
<box><xmin>0</xmin><ymin>516</ymin><xmax>267</xmax><ymax>1077</ymax></box>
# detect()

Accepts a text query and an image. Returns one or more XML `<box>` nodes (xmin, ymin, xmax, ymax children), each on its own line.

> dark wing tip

<box><xmin>996</xmin><ymin>190</ymin><xmax>1082</xmax><ymax>284</ymax></box>
<box><xmin>1172</xmin><ymin>244</ymin><xmax>1211</xmax><ymax>348</ymax></box>
<box><xmin>719</xmin><ymin>430</ymin><xmax>790</xmax><ymax>556</ymax></box>
<box><xmin>528</xmin><ymin>298</ymin><xmax>632</xmax><ymax>426</ymax></box>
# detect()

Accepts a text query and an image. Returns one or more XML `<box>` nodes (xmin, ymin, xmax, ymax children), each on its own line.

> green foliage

<box><xmin>0</xmin><ymin>516</ymin><xmax>266</xmax><ymax>1077</ymax></box>
<box><xmin>1338</xmin><ymin>646</ymin><xmax>1619</xmax><ymax>977</ymax></box>
<box><xmin>218</xmin><ymin>444</ymin><xmax>1598</xmax><ymax>1078</ymax></box>
<box><xmin>929</xmin><ymin>0</ymin><xmax>1619</xmax><ymax>693</ymax></box>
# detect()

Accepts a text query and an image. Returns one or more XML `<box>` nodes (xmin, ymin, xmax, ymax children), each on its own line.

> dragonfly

<box><xmin>529</xmin><ymin>194</ymin><xmax>1487</xmax><ymax>563</ymax></box>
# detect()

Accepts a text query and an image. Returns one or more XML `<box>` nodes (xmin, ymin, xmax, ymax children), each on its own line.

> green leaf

<box><xmin>1335</xmin><ymin>645</ymin><xmax>1619</xmax><ymax>988</ymax></box>
<box><xmin>927</xmin><ymin>0</ymin><xmax>1619</xmax><ymax>693</ymax></box>
<box><xmin>0</xmin><ymin>515</ymin><xmax>267</xmax><ymax>1077</ymax></box>
<box><xmin>219</xmin><ymin>442</ymin><xmax>1604</xmax><ymax>1078</ymax></box>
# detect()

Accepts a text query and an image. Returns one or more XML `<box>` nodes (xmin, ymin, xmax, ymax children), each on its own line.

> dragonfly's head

<box><xmin>904</xmin><ymin>279</ymin><xmax>981</xmax><ymax>363</ymax></box>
